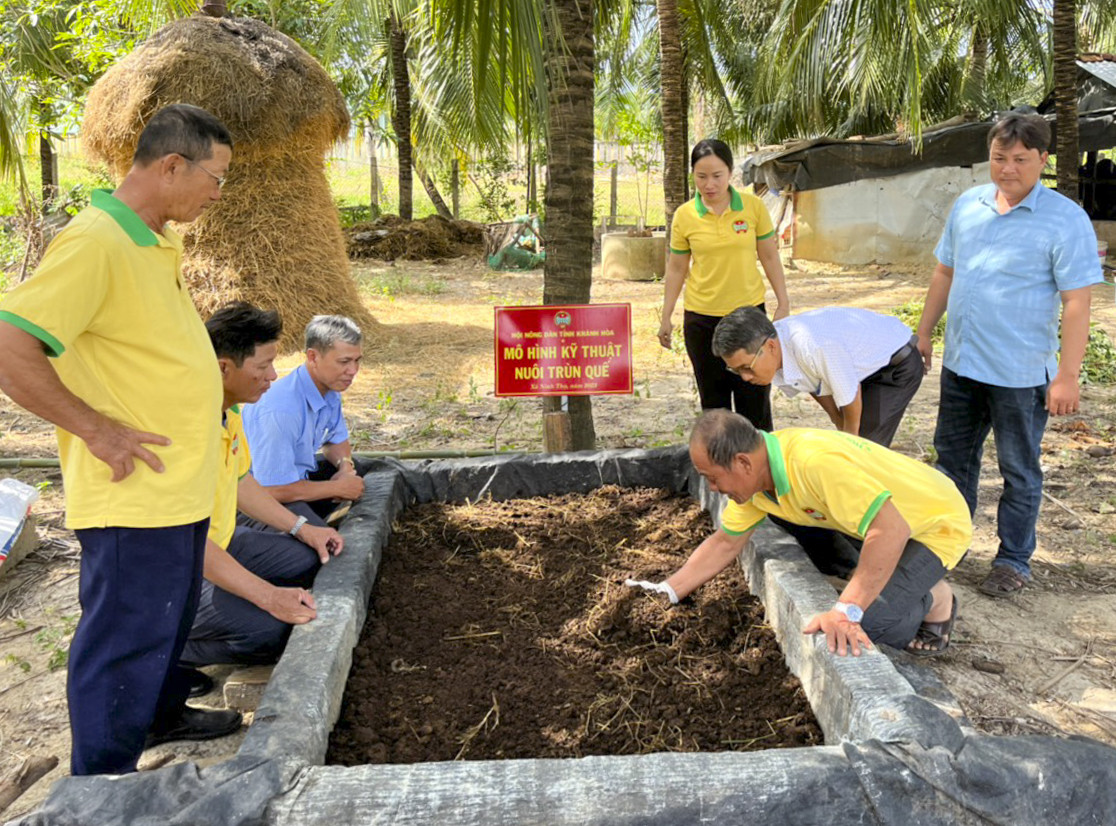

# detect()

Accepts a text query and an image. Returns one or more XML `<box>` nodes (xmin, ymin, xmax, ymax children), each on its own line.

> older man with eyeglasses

<box><xmin>0</xmin><ymin>104</ymin><xmax>239</xmax><ymax>775</ymax></box>
<box><xmin>712</xmin><ymin>305</ymin><xmax>923</xmax><ymax>447</ymax></box>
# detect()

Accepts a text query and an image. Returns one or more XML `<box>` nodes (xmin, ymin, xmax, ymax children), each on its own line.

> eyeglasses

<box><xmin>182</xmin><ymin>156</ymin><xmax>226</xmax><ymax>189</ymax></box>
<box><xmin>725</xmin><ymin>337</ymin><xmax>770</xmax><ymax>376</ymax></box>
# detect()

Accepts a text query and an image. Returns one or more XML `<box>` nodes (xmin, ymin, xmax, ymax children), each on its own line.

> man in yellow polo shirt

<box><xmin>628</xmin><ymin>410</ymin><xmax>969</xmax><ymax>657</ymax></box>
<box><xmin>170</xmin><ymin>303</ymin><xmax>344</xmax><ymax>691</ymax></box>
<box><xmin>0</xmin><ymin>105</ymin><xmax>238</xmax><ymax>774</ymax></box>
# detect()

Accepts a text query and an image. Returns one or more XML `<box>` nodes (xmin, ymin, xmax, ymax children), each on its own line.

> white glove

<box><xmin>624</xmin><ymin>578</ymin><xmax>680</xmax><ymax>604</ymax></box>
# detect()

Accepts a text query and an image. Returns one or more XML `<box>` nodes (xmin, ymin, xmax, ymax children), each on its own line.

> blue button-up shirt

<box><xmin>241</xmin><ymin>363</ymin><xmax>349</xmax><ymax>486</ymax></box>
<box><xmin>935</xmin><ymin>181</ymin><xmax>1102</xmax><ymax>387</ymax></box>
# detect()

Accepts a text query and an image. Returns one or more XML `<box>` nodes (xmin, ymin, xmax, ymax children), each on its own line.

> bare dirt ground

<box><xmin>2</xmin><ymin>253</ymin><xmax>1116</xmax><ymax>817</ymax></box>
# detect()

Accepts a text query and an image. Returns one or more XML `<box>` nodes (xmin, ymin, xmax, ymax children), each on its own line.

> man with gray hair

<box><xmin>917</xmin><ymin>112</ymin><xmax>1103</xmax><ymax>598</ymax></box>
<box><xmin>627</xmin><ymin>410</ymin><xmax>969</xmax><ymax>657</ymax></box>
<box><xmin>713</xmin><ymin>306</ymin><xmax>922</xmax><ymax>447</ymax></box>
<box><xmin>243</xmin><ymin>315</ymin><xmax>368</xmax><ymax>520</ymax></box>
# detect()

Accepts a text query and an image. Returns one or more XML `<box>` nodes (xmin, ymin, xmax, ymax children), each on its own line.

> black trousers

<box><xmin>858</xmin><ymin>339</ymin><xmax>923</xmax><ymax>446</ymax></box>
<box><xmin>683</xmin><ymin>308</ymin><xmax>772</xmax><ymax>429</ymax></box>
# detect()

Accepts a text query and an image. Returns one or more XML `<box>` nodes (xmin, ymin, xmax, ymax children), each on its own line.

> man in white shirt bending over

<box><xmin>712</xmin><ymin>306</ymin><xmax>923</xmax><ymax>447</ymax></box>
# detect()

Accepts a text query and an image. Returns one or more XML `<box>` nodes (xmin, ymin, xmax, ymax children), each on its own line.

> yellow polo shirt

<box><xmin>209</xmin><ymin>406</ymin><xmax>252</xmax><ymax>550</ymax></box>
<box><xmin>720</xmin><ymin>429</ymin><xmax>971</xmax><ymax>569</ymax></box>
<box><xmin>0</xmin><ymin>189</ymin><xmax>222</xmax><ymax>529</ymax></box>
<box><xmin>669</xmin><ymin>186</ymin><xmax>775</xmax><ymax>316</ymax></box>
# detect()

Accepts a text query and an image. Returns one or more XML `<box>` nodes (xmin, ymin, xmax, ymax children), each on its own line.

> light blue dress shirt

<box><xmin>241</xmin><ymin>364</ymin><xmax>349</xmax><ymax>486</ymax></box>
<box><xmin>935</xmin><ymin>181</ymin><xmax>1102</xmax><ymax>388</ymax></box>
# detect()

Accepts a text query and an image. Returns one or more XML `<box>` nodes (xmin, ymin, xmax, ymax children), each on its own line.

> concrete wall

<box><xmin>793</xmin><ymin>163</ymin><xmax>991</xmax><ymax>266</ymax></box>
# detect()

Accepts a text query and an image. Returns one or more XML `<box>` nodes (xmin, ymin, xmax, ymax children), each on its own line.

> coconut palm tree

<box><xmin>1055</xmin><ymin>0</ymin><xmax>1080</xmax><ymax>198</ymax></box>
<box><xmin>658</xmin><ymin>0</ymin><xmax>686</xmax><ymax>227</ymax></box>
<box><xmin>753</xmin><ymin>0</ymin><xmax>1048</xmax><ymax>144</ymax></box>
<box><xmin>541</xmin><ymin>0</ymin><xmax>597</xmax><ymax>447</ymax></box>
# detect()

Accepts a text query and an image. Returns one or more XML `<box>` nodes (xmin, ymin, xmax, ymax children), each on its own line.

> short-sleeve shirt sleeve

<box><xmin>0</xmin><ymin>230</ymin><xmax>111</xmax><ymax>356</ymax></box>
<box><xmin>1052</xmin><ymin>207</ymin><xmax>1105</xmax><ymax>291</ymax></box>
<box><xmin>669</xmin><ymin>206</ymin><xmax>693</xmax><ymax>254</ymax></box>
<box><xmin>749</xmin><ymin>193</ymin><xmax>775</xmax><ymax>240</ymax></box>
<box><xmin>934</xmin><ymin>200</ymin><xmax>958</xmax><ymax>268</ymax></box>
<box><xmin>720</xmin><ymin>499</ymin><xmax>767</xmax><ymax>535</ymax></box>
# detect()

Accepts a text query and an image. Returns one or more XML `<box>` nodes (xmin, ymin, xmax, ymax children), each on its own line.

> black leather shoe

<box><xmin>145</xmin><ymin>707</ymin><xmax>242</xmax><ymax>748</ymax></box>
<box><xmin>185</xmin><ymin>668</ymin><xmax>215</xmax><ymax>699</ymax></box>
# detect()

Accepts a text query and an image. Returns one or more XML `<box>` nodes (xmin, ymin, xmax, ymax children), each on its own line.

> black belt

<box><xmin>888</xmin><ymin>334</ymin><xmax>920</xmax><ymax>367</ymax></box>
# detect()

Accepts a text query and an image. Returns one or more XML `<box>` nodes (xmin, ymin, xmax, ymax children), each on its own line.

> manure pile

<box><xmin>346</xmin><ymin>215</ymin><xmax>486</xmax><ymax>261</ymax></box>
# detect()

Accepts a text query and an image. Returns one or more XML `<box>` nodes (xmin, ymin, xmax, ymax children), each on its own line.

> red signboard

<box><xmin>494</xmin><ymin>304</ymin><xmax>633</xmax><ymax>397</ymax></box>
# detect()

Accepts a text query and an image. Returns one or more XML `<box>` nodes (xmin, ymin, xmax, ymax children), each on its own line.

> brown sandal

<box><xmin>979</xmin><ymin>566</ymin><xmax>1027</xmax><ymax>598</ymax></box>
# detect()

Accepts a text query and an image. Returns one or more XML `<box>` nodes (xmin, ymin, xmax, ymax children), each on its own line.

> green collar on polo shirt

<box><xmin>694</xmin><ymin>185</ymin><xmax>744</xmax><ymax>217</ymax></box>
<box><xmin>91</xmin><ymin>189</ymin><xmax>160</xmax><ymax>247</ymax></box>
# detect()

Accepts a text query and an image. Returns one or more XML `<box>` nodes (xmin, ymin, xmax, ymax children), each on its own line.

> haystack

<box><xmin>81</xmin><ymin>15</ymin><xmax>376</xmax><ymax>352</ymax></box>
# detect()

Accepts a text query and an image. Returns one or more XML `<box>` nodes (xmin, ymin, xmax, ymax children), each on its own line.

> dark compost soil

<box><xmin>327</xmin><ymin>486</ymin><xmax>822</xmax><ymax>765</ymax></box>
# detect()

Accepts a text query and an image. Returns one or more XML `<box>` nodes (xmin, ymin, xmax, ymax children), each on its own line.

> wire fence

<box><xmin>48</xmin><ymin>135</ymin><xmax>667</xmax><ymax>227</ymax></box>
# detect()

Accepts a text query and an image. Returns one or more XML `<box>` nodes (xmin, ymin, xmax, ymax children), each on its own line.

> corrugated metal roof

<box><xmin>1078</xmin><ymin>58</ymin><xmax>1116</xmax><ymax>89</ymax></box>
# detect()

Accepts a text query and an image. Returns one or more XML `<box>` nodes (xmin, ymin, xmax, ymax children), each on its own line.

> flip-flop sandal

<box><xmin>906</xmin><ymin>595</ymin><xmax>958</xmax><ymax>658</ymax></box>
<box><xmin>978</xmin><ymin>565</ymin><xmax>1027</xmax><ymax>598</ymax></box>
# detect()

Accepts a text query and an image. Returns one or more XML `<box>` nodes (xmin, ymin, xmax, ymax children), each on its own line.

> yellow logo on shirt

<box><xmin>804</xmin><ymin>508</ymin><xmax>826</xmax><ymax>521</ymax></box>
<box><xmin>733</xmin><ymin>220</ymin><xmax>749</xmax><ymax>234</ymax></box>
<box><xmin>231</xmin><ymin>435</ymin><xmax>240</xmax><ymax>455</ymax></box>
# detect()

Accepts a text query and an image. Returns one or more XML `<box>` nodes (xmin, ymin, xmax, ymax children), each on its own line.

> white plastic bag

<box><xmin>0</xmin><ymin>478</ymin><xmax>39</xmax><ymax>563</ymax></box>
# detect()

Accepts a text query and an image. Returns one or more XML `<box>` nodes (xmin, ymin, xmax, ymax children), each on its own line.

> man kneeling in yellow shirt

<box><xmin>155</xmin><ymin>304</ymin><xmax>344</xmax><ymax>735</ymax></box>
<box><xmin>629</xmin><ymin>410</ymin><xmax>969</xmax><ymax>657</ymax></box>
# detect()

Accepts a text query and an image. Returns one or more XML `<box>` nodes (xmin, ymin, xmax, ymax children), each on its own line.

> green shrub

<box><xmin>1080</xmin><ymin>324</ymin><xmax>1116</xmax><ymax>386</ymax></box>
<box><xmin>889</xmin><ymin>299</ymin><xmax>944</xmax><ymax>345</ymax></box>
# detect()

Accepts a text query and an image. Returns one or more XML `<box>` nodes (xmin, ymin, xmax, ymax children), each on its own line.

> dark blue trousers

<box><xmin>934</xmin><ymin>367</ymin><xmax>1048</xmax><ymax>578</ymax></box>
<box><xmin>181</xmin><ymin>526</ymin><xmax>320</xmax><ymax>667</ymax></box>
<box><xmin>68</xmin><ymin>520</ymin><xmax>208</xmax><ymax>775</ymax></box>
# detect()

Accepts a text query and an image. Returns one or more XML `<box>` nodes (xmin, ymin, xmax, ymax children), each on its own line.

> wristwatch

<box><xmin>289</xmin><ymin>515</ymin><xmax>308</xmax><ymax>537</ymax></box>
<box><xmin>833</xmin><ymin>601</ymin><xmax>864</xmax><ymax>623</ymax></box>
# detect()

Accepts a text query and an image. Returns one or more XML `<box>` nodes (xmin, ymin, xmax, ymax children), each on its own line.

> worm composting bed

<box><xmin>328</xmin><ymin>486</ymin><xmax>821</xmax><ymax>764</ymax></box>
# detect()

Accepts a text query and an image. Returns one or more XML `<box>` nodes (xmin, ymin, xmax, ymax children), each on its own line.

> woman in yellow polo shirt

<box><xmin>658</xmin><ymin>139</ymin><xmax>789</xmax><ymax>428</ymax></box>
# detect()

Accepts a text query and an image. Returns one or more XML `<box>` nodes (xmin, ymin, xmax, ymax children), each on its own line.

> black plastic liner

<box><xmin>10</xmin><ymin>448</ymin><xmax>1116</xmax><ymax>826</ymax></box>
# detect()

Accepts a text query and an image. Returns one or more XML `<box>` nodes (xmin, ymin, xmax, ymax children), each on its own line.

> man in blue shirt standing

<box><xmin>242</xmin><ymin>315</ymin><xmax>368</xmax><ymax>520</ymax></box>
<box><xmin>917</xmin><ymin>112</ymin><xmax>1103</xmax><ymax>598</ymax></box>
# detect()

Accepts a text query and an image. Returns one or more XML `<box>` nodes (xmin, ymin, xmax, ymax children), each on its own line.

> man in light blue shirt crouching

<box><xmin>242</xmin><ymin>315</ymin><xmax>369</xmax><ymax>522</ymax></box>
<box><xmin>917</xmin><ymin>112</ymin><xmax>1103</xmax><ymax>598</ymax></box>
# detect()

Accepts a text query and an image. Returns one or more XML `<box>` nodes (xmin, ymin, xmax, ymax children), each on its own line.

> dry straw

<box><xmin>81</xmin><ymin>15</ymin><xmax>377</xmax><ymax>351</ymax></box>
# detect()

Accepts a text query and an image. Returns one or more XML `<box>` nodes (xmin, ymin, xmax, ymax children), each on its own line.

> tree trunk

<box><xmin>414</xmin><ymin>159</ymin><xmax>453</xmax><ymax>219</ymax></box>
<box><xmin>962</xmin><ymin>24</ymin><xmax>988</xmax><ymax>119</ymax></box>
<box><xmin>658</xmin><ymin>0</ymin><xmax>687</xmax><ymax>230</ymax></box>
<box><xmin>38</xmin><ymin>129</ymin><xmax>56</xmax><ymax>212</ymax></box>
<box><xmin>389</xmin><ymin>14</ymin><xmax>413</xmax><ymax>220</ymax></box>
<box><xmin>366</xmin><ymin>121</ymin><xmax>381</xmax><ymax>216</ymax></box>
<box><xmin>543</xmin><ymin>0</ymin><xmax>596</xmax><ymax>450</ymax></box>
<box><xmin>1053</xmin><ymin>0</ymin><xmax>1079</xmax><ymax>201</ymax></box>
<box><xmin>680</xmin><ymin>45</ymin><xmax>690</xmax><ymax>201</ymax></box>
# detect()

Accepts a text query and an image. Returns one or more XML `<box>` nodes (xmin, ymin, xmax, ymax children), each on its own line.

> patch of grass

<box><xmin>34</xmin><ymin>615</ymin><xmax>77</xmax><ymax>671</ymax></box>
<box><xmin>356</xmin><ymin>269</ymin><xmax>447</xmax><ymax>300</ymax></box>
